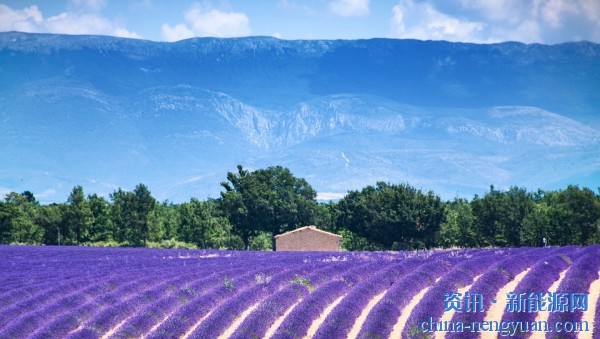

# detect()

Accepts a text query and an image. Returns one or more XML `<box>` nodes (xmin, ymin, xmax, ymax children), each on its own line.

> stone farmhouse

<box><xmin>274</xmin><ymin>225</ymin><xmax>342</xmax><ymax>251</ymax></box>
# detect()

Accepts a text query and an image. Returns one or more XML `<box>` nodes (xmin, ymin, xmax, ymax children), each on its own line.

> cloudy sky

<box><xmin>1</xmin><ymin>0</ymin><xmax>599</xmax><ymax>43</ymax></box>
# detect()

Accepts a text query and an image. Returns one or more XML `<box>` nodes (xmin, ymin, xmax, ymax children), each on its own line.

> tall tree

<box><xmin>109</xmin><ymin>185</ymin><xmax>155</xmax><ymax>246</ymax></box>
<box><xmin>0</xmin><ymin>198</ymin><xmax>9</xmax><ymax>243</ymax></box>
<box><xmin>36</xmin><ymin>203</ymin><xmax>66</xmax><ymax>245</ymax></box>
<box><xmin>66</xmin><ymin>186</ymin><xmax>93</xmax><ymax>244</ymax></box>
<box><xmin>438</xmin><ymin>198</ymin><xmax>477</xmax><ymax>248</ymax></box>
<box><xmin>533</xmin><ymin>186</ymin><xmax>600</xmax><ymax>246</ymax></box>
<box><xmin>520</xmin><ymin>201</ymin><xmax>553</xmax><ymax>247</ymax></box>
<box><xmin>148</xmin><ymin>201</ymin><xmax>180</xmax><ymax>242</ymax></box>
<box><xmin>471</xmin><ymin>186</ymin><xmax>533</xmax><ymax>247</ymax></box>
<box><xmin>110</xmin><ymin>188</ymin><xmax>133</xmax><ymax>243</ymax></box>
<box><xmin>220</xmin><ymin>165</ymin><xmax>317</xmax><ymax>250</ymax></box>
<box><xmin>178</xmin><ymin>198</ymin><xmax>205</xmax><ymax>246</ymax></box>
<box><xmin>178</xmin><ymin>198</ymin><xmax>231</xmax><ymax>248</ymax></box>
<box><xmin>503</xmin><ymin>186</ymin><xmax>534</xmax><ymax>246</ymax></box>
<box><xmin>0</xmin><ymin>192</ymin><xmax>43</xmax><ymax>244</ymax></box>
<box><xmin>557</xmin><ymin>185</ymin><xmax>600</xmax><ymax>244</ymax></box>
<box><xmin>87</xmin><ymin>194</ymin><xmax>113</xmax><ymax>243</ymax></box>
<box><xmin>131</xmin><ymin>184</ymin><xmax>156</xmax><ymax>246</ymax></box>
<box><xmin>336</xmin><ymin>182</ymin><xmax>444</xmax><ymax>250</ymax></box>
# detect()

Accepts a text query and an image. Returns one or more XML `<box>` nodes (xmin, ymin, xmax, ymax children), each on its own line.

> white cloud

<box><xmin>330</xmin><ymin>0</ymin><xmax>370</xmax><ymax>17</ymax></box>
<box><xmin>390</xmin><ymin>0</ymin><xmax>600</xmax><ymax>43</ymax></box>
<box><xmin>500</xmin><ymin>19</ymin><xmax>541</xmax><ymax>43</ymax></box>
<box><xmin>161</xmin><ymin>23</ymin><xmax>194</xmax><ymax>42</ymax></box>
<box><xmin>317</xmin><ymin>192</ymin><xmax>346</xmax><ymax>200</ymax></box>
<box><xmin>161</xmin><ymin>2</ymin><xmax>250</xmax><ymax>42</ymax></box>
<box><xmin>0</xmin><ymin>3</ymin><xmax>141</xmax><ymax>39</ymax></box>
<box><xmin>458</xmin><ymin>0</ymin><xmax>524</xmax><ymax>23</ymax></box>
<box><xmin>45</xmin><ymin>12</ymin><xmax>141</xmax><ymax>38</ymax></box>
<box><xmin>533</xmin><ymin>0</ymin><xmax>600</xmax><ymax>42</ymax></box>
<box><xmin>36</xmin><ymin>189</ymin><xmax>57</xmax><ymax>198</ymax></box>
<box><xmin>391</xmin><ymin>0</ymin><xmax>485</xmax><ymax>42</ymax></box>
<box><xmin>538</xmin><ymin>0</ymin><xmax>578</xmax><ymax>28</ymax></box>
<box><xmin>580</xmin><ymin>0</ymin><xmax>600</xmax><ymax>22</ymax></box>
<box><xmin>0</xmin><ymin>5</ymin><xmax>43</xmax><ymax>32</ymax></box>
<box><xmin>185</xmin><ymin>5</ymin><xmax>250</xmax><ymax>37</ymax></box>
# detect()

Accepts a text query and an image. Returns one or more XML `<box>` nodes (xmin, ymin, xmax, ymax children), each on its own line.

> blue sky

<box><xmin>1</xmin><ymin>0</ymin><xmax>599</xmax><ymax>43</ymax></box>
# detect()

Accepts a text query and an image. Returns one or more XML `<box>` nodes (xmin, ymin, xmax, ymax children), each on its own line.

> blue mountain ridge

<box><xmin>1</xmin><ymin>32</ymin><xmax>599</xmax><ymax>202</ymax></box>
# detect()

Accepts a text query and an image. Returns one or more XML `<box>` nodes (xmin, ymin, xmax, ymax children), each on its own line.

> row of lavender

<box><xmin>1</xmin><ymin>245</ymin><xmax>598</xmax><ymax>338</ymax></box>
<box><xmin>0</xmin><ymin>246</ymin><xmax>428</xmax><ymax>337</ymax></box>
<box><xmin>546</xmin><ymin>247</ymin><xmax>600</xmax><ymax>339</ymax></box>
<box><xmin>401</xmin><ymin>245</ymin><xmax>598</xmax><ymax>339</ymax></box>
<box><xmin>0</xmin><ymin>246</ymin><xmax>499</xmax><ymax>337</ymax></box>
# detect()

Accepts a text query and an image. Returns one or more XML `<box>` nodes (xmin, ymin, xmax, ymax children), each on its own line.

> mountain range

<box><xmin>1</xmin><ymin>32</ymin><xmax>599</xmax><ymax>203</ymax></box>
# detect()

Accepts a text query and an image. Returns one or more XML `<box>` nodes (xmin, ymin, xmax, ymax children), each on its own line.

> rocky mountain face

<box><xmin>1</xmin><ymin>32</ymin><xmax>599</xmax><ymax>202</ymax></box>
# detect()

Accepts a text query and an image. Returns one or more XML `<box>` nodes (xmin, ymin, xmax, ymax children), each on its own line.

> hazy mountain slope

<box><xmin>1</xmin><ymin>32</ymin><xmax>599</xmax><ymax>202</ymax></box>
<box><xmin>2</xmin><ymin>32</ymin><xmax>599</xmax><ymax>113</ymax></box>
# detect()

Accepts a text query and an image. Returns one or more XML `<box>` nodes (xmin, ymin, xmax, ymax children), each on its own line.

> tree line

<box><xmin>1</xmin><ymin>165</ymin><xmax>599</xmax><ymax>250</ymax></box>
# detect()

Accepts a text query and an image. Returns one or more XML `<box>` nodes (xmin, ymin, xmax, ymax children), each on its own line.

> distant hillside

<box><xmin>1</xmin><ymin>32</ymin><xmax>599</xmax><ymax>202</ymax></box>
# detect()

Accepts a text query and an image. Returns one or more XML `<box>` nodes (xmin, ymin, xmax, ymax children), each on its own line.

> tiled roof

<box><xmin>274</xmin><ymin>225</ymin><xmax>342</xmax><ymax>238</ymax></box>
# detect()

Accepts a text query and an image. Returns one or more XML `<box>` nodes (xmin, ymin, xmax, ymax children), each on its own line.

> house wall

<box><xmin>275</xmin><ymin>228</ymin><xmax>341</xmax><ymax>251</ymax></box>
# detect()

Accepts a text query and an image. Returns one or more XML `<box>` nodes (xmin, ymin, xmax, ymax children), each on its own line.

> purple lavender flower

<box><xmin>547</xmin><ymin>249</ymin><xmax>600</xmax><ymax>339</ymax></box>
<box><xmin>314</xmin><ymin>259</ymin><xmax>425</xmax><ymax>339</ymax></box>
<box><xmin>357</xmin><ymin>258</ymin><xmax>456</xmax><ymax>339</ymax></box>
<box><xmin>271</xmin><ymin>280</ymin><xmax>350</xmax><ymax>339</ymax></box>
<box><xmin>1</xmin><ymin>244</ymin><xmax>597</xmax><ymax>339</ymax></box>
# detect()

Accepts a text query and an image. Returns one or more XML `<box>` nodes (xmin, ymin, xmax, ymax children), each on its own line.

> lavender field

<box><xmin>1</xmin><ymin>245</ymin><xmax>599</xmax><ymax>338</ymax></box>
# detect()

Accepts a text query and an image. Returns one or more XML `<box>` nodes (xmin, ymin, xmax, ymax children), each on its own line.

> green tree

<box><xmin>534</xmin><ymin>186</ymin><xmax>600</xmax><ymax>246</ymax></box>
<box><xmin>201</xmin><ymin>199</ymin><xmax>234</xmax><ymax>249</ymax></box>
<box><xmin>109</xmin><ymin>184</ymin><xmax>156</xmax><ymax>246</ymax></box>
<box><xmin>36</xmin><ymin>203</ymin><xmax>66</xmax><ymax>245</ymax></box>
<box><xmin>471</xmin><ymin>186</ymin><xmax>533</xmax><ymax>247</ymax></box>
<box><xmin>336</xmin><ymin>182</ymin><xmax>444</xmax><ymax>250</ymax></box>
<box><xmin>220</xmin><ymin>165</ymin><xmax>317</xmax><ymax>250</ymax></box>
<box><xmin>66</xmin><ymin>186</ymin><xmax>93</xmax><ymax>244</ymax></box>
<box><xmin>0</xmin><ymin>192</ymin><xmax>43</xmax><ymax>244</ymax></box>
<box><xmin>131</xmin><ymin>184</ymin><xmax>156</xmax><ymax>246</ymax></box>
<box><xmin>520</xmin><ymin>201</ymin><xmax>553</xmax><ymax>247</ymax></box>
<box><xmin>501</xmin><ymin>186</ymin><xmax>534</xmax><ymax>246</ymax></box>
<box><xmin>338</xmin><ymin>228</ymin><xmax>382</xmax><ymax>251</ymax></box>
<box><xmin>178</xmin><ymin>198</ymin><xmax>230</xmax><ymax>248</ymax></box>
<box><xmin>438</xmin><ymin>198</ymin><xmax>477</xmax><ymax>248</ymax></box>
<box><xmin>87</xmin><ymin>194</ymin><xmax>113</xmax><ymax>243</ymax></box>
<box><xmin>557</xmin><ymin>185</ymin><xmax>599</xmax><ymax>244</ymax></box>
<box><xmin>110</xmin><ymin>188</ymin><xmax>133</xmax><ymax>244</ymax></box>
<box><xmin>312</xmin><ymin>202</ymin><xmax>338</xmax><ymax>233</ymax></box>
<box><xmin>148</xmin><ymin>201</ymin><xmax>180</xmax><ymax>242</ymax></box>
<box><xmin>0</xmin><ymin>198</ymin><xmax>9</xmax><ymax>243</ymax></box>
